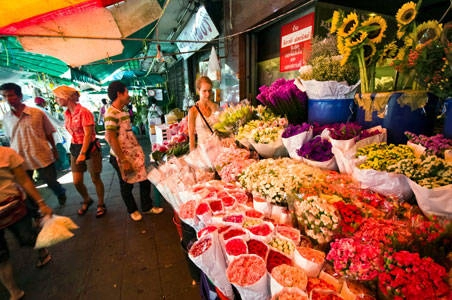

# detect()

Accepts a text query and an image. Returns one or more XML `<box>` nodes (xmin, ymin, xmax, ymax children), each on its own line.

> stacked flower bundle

<box><xmin>256</xmin><ymin>78</ymin><xmax>308</xmax><ymax>125</ymax></box>
<box><xmin>405</xmin><ymin>131</ymin><xmax>452</xmax><ymax>158</ymax></box>
<box><xmin>213</xmin><ymin>103</ymin><xmax>256</xmax><ymax>138</ymax></box>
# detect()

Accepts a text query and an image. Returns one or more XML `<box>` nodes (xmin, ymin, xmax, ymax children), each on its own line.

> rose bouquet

<box><xmin>256</xmin><ymin>78</ymin><xmax>308</xmax><ymax>125</ymax></box>
<box><xmin>378</xmin><ymin>250</ymin><xmax>450</xmax><ymax>299</ymax></box>
<box><xmin>297</xmin><ymin>136</ymin><xmax>334</xmax><ymax>162</ymax></box>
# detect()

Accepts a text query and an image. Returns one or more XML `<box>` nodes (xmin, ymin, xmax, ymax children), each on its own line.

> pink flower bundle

<box><xmin>378</xmin><ymin>251</ymin><xmax>450</xmax><ymax>300</ymax></box>
<box><xmin>326</xmin><ymin>237</ymin><xmax>384</xmax><ymax>281</ymax></box>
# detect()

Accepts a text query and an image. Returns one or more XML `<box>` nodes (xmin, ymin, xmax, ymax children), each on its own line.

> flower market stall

<box><xmin>146</xmin><ymin>1</ymin><xmax>451</xmax><ymax>299</ymax></box>
<box><xmin>148</xmin><ymin>100</ymin><xmax>452</xmax><ymax>299</ymax></box>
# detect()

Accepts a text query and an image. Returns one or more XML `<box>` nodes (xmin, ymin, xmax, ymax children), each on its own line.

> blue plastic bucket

<box><xmin>383</xmin><ymin>92</ymin><xmax>438</xmax><ymax>144</ymax></box>
<box><xmin>307</xmin><ymin>98</ymin><xmax>355</xmax><ymax>125</ymax></box>
<box><xmin>444</xmin><ymin>98</ymin><xmax>452</xmax><ymax>139</ymax></box>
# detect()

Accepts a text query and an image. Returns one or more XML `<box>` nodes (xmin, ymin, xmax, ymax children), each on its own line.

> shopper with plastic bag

<box><xmin>0</xmin><ymin>146</ymin><xmax>53</xmax><ymax>300</ymax></box>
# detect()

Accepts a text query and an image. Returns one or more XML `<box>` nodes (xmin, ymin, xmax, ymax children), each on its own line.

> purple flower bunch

<box><xmin>281</xmin><ymin>123</ymin><xmax>311</xmax><ymax>138</ymax></box>
<box><xmin>328</xmin><ymin>122</ymin><xmax>362</xmax><ymax>140</ymax></box>
<box><xmin>256</xmin><ymin>78</ymin><xmax>307</xmax><ymax>125</ymax></box>
<box><xmin>297</xmin><ymin>136</ymin><xmax>333</xmax><ymax>162</ymax></box>
<box><xmin>405</xmin><ymin>131</ymin><xmax>452</xmax><ymax>158</ymax></box>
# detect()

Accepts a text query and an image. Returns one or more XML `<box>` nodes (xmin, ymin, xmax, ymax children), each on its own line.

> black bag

<box><xmin>0</xmin><ymin>196</ymin><xmax>28</xmax><ymax>230</ymax></box>
<box><xmin>69</xmin><ymin>139</ymin><xmax>100</xmax><ymax>159</ymax></box>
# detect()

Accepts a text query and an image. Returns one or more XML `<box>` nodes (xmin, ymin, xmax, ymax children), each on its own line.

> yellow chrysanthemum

<box><xmin>415</xmin><ymin>20</ymin><xmax>442</xmax><ymax>45</ymax></box>
<box><xmin>396</xmin><ymin>1</ymin><xmax>417</xmax><ymax>26</ymax></box>
<box><xmin>345</xmin><ymin>31</ymin><xmax>368</xmax><ymax>47</ymax></box>
<box><xmin>363</xmin><ymin>43</ymin><xmax>377</xmax><ymax>61</ymax></box>
<box><xmin>337</xmin><ymin>12</ymin><xmax>359</xmax><ymax>37</ymax></box>
<box><xmin>362</xmin><ymin>16</ymin><xmax>387</xmax><ymax>44</ymax></box>
<box><xmin>330</xmin><ymin>11</ymin><xmax>341</xmax><ymax>34</ymax></box>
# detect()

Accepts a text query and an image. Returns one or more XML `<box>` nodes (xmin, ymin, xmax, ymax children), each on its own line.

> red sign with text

<box><xmin>280</xmin><ymin>13</ymin><xmax>314</xmax><ymax>72</ymax></box>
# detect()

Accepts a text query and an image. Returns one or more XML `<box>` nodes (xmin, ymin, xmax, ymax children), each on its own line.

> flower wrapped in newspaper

<box><xmin>226</xmin><ymin>254</ymin><xmax>269</xmax><ymax>300</ymax></box>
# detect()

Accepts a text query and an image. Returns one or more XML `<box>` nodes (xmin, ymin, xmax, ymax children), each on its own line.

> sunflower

<box><xmin>330</xmin><ymin>10</ymin><xmax>341</xmax><ymax>34</ymax></box>
<box><xmin>337</xmin><ymin>12</ymin><xmax>359</xmax><ymax>37</ymax></box>
<box><xmin>396</xmin><ymin>1</ymin><xmax>417</xmax><ymax>26</ymax></box>
<box><xmin>346</xmin><ymin>30</ymin><xmax>368</xmax><ymax>47</ymax></box>
<box><xmin>363</xmin><ymin>43</ymin><xmax>377</xmax><ymax>61</ymax></box>
<box><xmin>362</xmin><ymin>16</ymin><xmax>387</xmax><ymax>44</ymax></box>
<box><xmin>414</xmin><ymin>20</ymin><xmax>443</xmax><ymax>46</ymax></box>
<box><xmin>340</xmin><ymin>46</ymin><xmax>352</xmax><ymax>66</ymax></box>
<box><xmin>378</xmin><ymin>41</ymin><xmax>398</xmax><ymax>65</ymax></box>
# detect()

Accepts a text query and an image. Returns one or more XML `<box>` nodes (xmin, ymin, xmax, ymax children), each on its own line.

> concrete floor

<box><xmin>0</xmin><ymin>136</ymin><xmax>202</xmax><ymax>300</ymax></box>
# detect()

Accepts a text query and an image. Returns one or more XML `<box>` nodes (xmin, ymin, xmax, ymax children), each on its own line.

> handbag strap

<box><xmin>194</xmin><ymin>104</ymin><xmax>214</xmax><ymax>134</ymax></box>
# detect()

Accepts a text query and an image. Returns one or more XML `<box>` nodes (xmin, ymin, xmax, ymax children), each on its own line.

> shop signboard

<box><xmin>280</xmin><ymin>12</ymin><xmax>314</xmax><ymax>72</ymax></box>
<box><xmin>176</xmin><ymin>5</ymin><xmax>219</xmax><ymax>60</ymax></box>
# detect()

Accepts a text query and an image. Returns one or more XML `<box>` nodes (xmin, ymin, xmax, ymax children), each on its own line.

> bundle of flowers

<box><xmin>282</xmin><ymin>123</ymin><xmax>312</xmax><ymax>138</ymax></box>
<box><xmin>293</xmin><ymin>195</ymin><xmax>340</xmax><ymax>245</ymax></box>
<box><xmin>225</xmin><ymin>237</ymin><xmax>248</xmax><ymax>257</ymax></box>
<box><xmin>328</xmin><ymin>122</ymin><xmax>362</xmax><ymax>140</ymax></box>
<box><xmin>267</xmin><ymin>236</ymin><xmax>296</xmax><ymax>257</ymax></box>
<box><xmin>266</xmin><ymin>248</ymin><xmax>293</xmax><ymax>273</ymax></box>
<box><xmin>271</xmin><ymin>287</ymin><xmax>308</xmax><ymax>300</ymax></box>
<box><xmin>332</xmin><ymin>201</ymin><xmax>365</xmax><ymax>236</ymax></box>
<box><xmin>294</xmin><ymin>246</ymin><xmax>325</xmax><ymax>278</ymax></box>
<box><xmin>405</xmin><ymin>131</ymin><xmax>452</xmax><ymax>158</ymax></box>
<box><xmin>213</xmin><ymin>103</ymin><xmax>256</xmax><ymax>138</ymax></box>
<box><xmin>297</xmin><ymin>136</ymin><xmax>334</xmax><ymax>162</ymax></box>
<box><xmin>236</xmin><ymin>117</ymin><xmax>287</xmax><ymax>145</ymax></box>
<box><xmin>151</xmin><ymin>133</ymin><xmax>189</xmax><ymax>163</ymax></box>
<box><xmin>378</xmin><ymin>251</ymin><xmax>450</xmax><ymax>299</ymax></box>
<box><xmin>256</xmin><ymin>78</ymin><xmax>308</xmax><ymax>125</ymax></box>
<box><xmin>327</xmin><ymin>237</ymin><xmax>385</xmax><ymax>281</ymax></box>
<box><xmin>354</xmin><ymin>218</ymin><xmax>413</xmax><ymax>249</ymax></box>
<box><xmin>238</xmin><ymin>158</ymin><xmax>326</xmax><ymax>206</ymax></box>
<box><xmin>251</xmin><ymin>127</ymin><xmax>284</xmax><ymax>144</ymax></box>
<box><xmin>270</xmin><ymin>264</ymin><xmax>308</xmax><ymax>292</ymax></box>
<box><xmin>356</xmin><ymin>143</ymin><xmax>415</xmax><ymax>171</ymax></box>
<box><xmin>213</xmin><ymin>147</ymin><xmax>252</xmax><ymax>171</ymax></box>
<box><xmin>388</xmin><ymin>155</ymin><xmax>452</xmax><ymax>188</ymax></box>
<box><xmin>217</xmin><ymin>158</ymin><xmax>256</xmax><ymax>183</ymax></box>
<box><xmin>392</xmin><ymin>1</ymin><xmax>451</xmax><ymax>99</ymax></box>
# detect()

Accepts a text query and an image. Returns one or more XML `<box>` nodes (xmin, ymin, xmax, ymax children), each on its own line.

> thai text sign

<box><xmin>280</xmin><ymin>12</ymin><xmax>314</xmax><ymax>72</ymax></box>
<box><xmin>176</xmin><ymin>5</ymin><xmax>219</xmax><ymax>60</ymax></box>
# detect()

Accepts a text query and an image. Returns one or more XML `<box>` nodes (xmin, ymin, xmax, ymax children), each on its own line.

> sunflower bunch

<box><xmin>330</xmin><ymin>9</ymin><xmax>392</xmax><ymax>93</ymax></box>
<box><xmin>392</xmin><ymin>1</ymin><xmax>450</xmax><ymax>99</ymax></box>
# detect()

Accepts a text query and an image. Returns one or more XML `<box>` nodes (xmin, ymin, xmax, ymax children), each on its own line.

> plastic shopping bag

<box><xmin>34</xmin><ymin>215</ymin><xmax>79</xmax><ymax>249</ymax></box>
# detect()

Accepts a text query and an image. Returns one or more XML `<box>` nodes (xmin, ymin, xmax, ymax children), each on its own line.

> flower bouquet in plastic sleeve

<box><xmin>249</xmin><ymin>127</ymin><xmax>285</xmax><ymax>158</ymax></box>
<box><xmin>188</xmin><ymin>231</ymin><xmax>233</xmax><ymax>298</ymax></box>
<box><xmin>293</xmin><ymin>246</ymin><xmax>325</xmax><ymax>278</ymax></box>
<box><xmin>34</xmin><ymin>215</ymin><xmax>79</xmax><ymax>249</ymax></box>
<box><xmin>353</xmin><ymin>143</ymin><xmax>414</xmax><ymax>200</ymax></box>
<box><xmin>388</xmin><ymin>155</ymin><xmax>452</xmax><ymax>218</ymax></box>
<box><xmin>297</xmin><ymin>136</ymin><xmax>337</xmax><ymax>170</ymax></box>
<box><xmin>226</xmin><ymin>254</ymin><xmax>269</xmax><ymax>300</ymax></box>
<box><xmin>270</xmin><ymin>264</ymin><xmax>308</xmax><ymax>297</ymax></box>
<box><xmin>281</xmin><ymin>123</ymin><xmax>313</xmax><ymax>159</ymax></box>
<box><xmin>224</xmin><ymin>237</ymin><xmax>248</xmax><ymax>264</ymax></box>
<box><xmin>246</xmin><ymin>221</ymin><xmax>275</xmax><ymax>243</ymax></box>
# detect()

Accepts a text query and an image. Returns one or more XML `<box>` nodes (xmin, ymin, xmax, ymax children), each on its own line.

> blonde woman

<box><xmin>53</xmin><ymin>86</ymin><xmax>106</xmax><ymax>217</ymax></box>
<box><xmin>188</xmin><ymin>76</ymin><xmax>219</xmax><ymax>151</ymax></box>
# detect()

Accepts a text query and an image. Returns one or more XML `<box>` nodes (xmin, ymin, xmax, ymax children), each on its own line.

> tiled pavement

<box><xmin>0</xmin><ymin>135</ymin><xmax>201</xmax><ymax>300</ymax></box>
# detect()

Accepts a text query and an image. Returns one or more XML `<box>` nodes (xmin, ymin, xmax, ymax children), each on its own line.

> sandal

<box><xmin>36</xmin><ymin>251</ymin><xmax>52</xmax><ymax>268</ymax></box>
<box><xmin>77</xmin><ymin>198</ymin><xmax>94</xmax><ymax>215</ymax></box>
<box><xmin>96</xmin><ymin>204</ymin><xmax>107</xmax><ymax>218</ymax></box>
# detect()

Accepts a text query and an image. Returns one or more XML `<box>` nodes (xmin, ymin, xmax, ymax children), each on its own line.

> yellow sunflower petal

<box><xmin>396</xmin><ymin>1</ymin><xmax>417</xmax><ymax>26</ymax></box>
<box><xmin>363</xmin><ymin>43</ymin><xmax>377</xmax><ymax>61</ymax></box>
<box><xmin>330</xmin><ymin>11</ymin><xmax>341</xmax><ymax>34</ymax></box>
<box><xmin>362</xmin><ymin>16</ymin><xmax>387</xmax><ymax>44</ymax></box>
<box><xmin>415</xmin><ymin>20</ymin><xmax>443</xmax><ymax>45</ymax></box>
<box><xmin>338</xmin><ymin>12</ymin><xmax>359</xmax><ymax>38</ymax></box>
<box><xmin>345</xmin><ymin>31</ymin><xmax>368</xmax><ymax>47</ymax></box>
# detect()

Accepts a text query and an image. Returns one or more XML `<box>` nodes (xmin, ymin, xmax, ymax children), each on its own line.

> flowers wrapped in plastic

<box><xmin>281</xmin><ymin>123</ymin><xmax>313</xmax><ymax>159</ymax></box>
<box><xmin>34</xmin><ymin>215</ymin><xmax>79</xmax><ymax>249</ymax></box>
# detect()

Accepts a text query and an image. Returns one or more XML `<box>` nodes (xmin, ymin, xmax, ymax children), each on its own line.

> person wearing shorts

<box><xmin>53</xmin><ymin>86</ymin><xmax>106</xmax><ymax>218</ymax></box>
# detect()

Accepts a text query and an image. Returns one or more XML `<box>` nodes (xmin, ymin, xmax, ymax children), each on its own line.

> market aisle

<box><xmin>0</xmin><ymin>135</ymin><xmax>201</xmax><ymax>300</ymax></box>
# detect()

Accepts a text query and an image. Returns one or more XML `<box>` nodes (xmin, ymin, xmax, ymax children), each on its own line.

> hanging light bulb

<box><xmin>156</xmin><ymin>44</ymin><xmax>164</xmax><ymax>62</ymax></box>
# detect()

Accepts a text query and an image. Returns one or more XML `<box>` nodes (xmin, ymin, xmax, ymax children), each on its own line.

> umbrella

<box><xmin>17</xmin><ymin>6</ymin><xmax>124</xmax><ymax>67</ymax></box>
